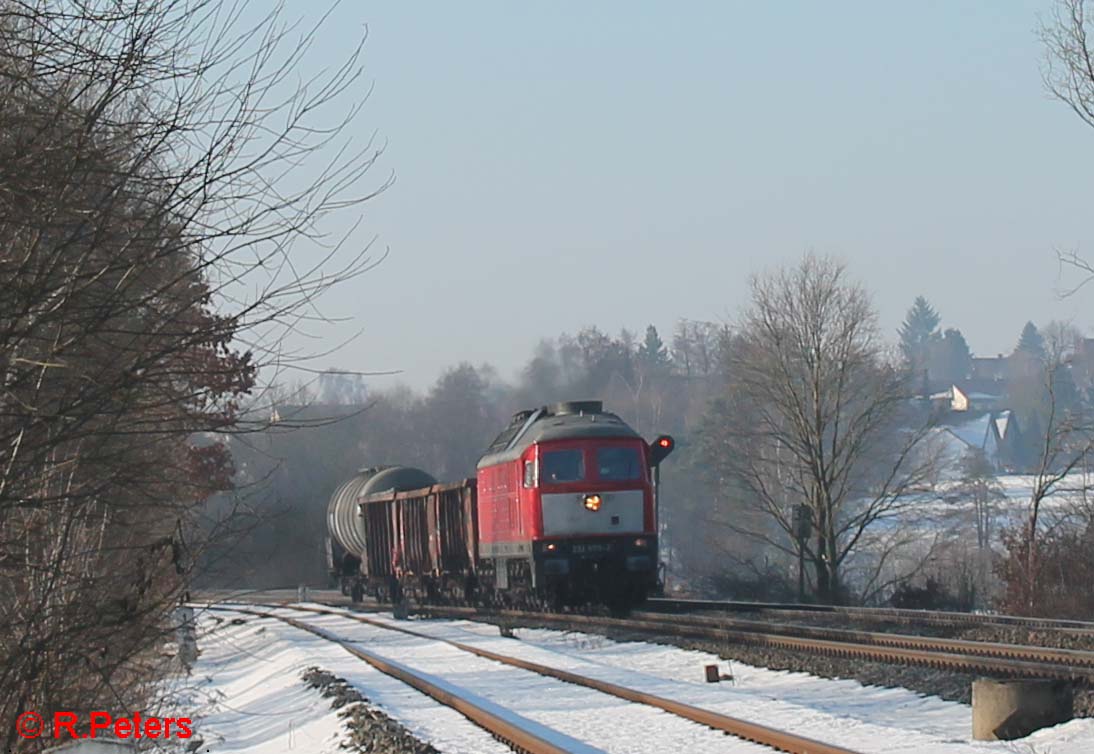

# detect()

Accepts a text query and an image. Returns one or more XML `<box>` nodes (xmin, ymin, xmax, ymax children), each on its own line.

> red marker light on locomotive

<box><xmin>583</xmin><ymin>494</ymin><xmax>602</xmax><ymax>511</ymax></box>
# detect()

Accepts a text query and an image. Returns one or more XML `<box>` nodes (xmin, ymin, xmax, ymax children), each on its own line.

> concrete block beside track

<box><xmin>972</xmin><ymin>677</ymin><xmax>1073</xmax><ymax>740</ymax></box>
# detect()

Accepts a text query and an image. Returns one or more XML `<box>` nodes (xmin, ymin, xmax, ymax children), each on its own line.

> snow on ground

<box><xmin>924</xmin><ymin>472</ymin><xmax>1091</xmax><ymax>522</ymax></box>
<box><xmin>168</xmin><ymin>610</ymin><xmax>512</xmax><ymax>754</ymax></box>
<box><xmin>175</xmin><ymin>602</ymin><xmax>1094</xmax><ymax>754</ymax></box>
<box><xmin>300</xmin><ymin>604</ymin><xmax>1094</xmax><ymax>754</ymax></box>
<box><xmin>266</xmin><ymin>605</ymin><xmax>775</xmax><ymax>754</ymax></box>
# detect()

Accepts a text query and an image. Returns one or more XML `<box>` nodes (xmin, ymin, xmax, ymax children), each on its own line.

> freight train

<box><xmin>325</xmin><ymin>400</ymin><xmax>674</xmax><ymax>612</ymax></box>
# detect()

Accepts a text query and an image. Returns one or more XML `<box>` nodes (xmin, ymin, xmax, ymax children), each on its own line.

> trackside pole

<box><xmin>654</xmin><ymin>463</ymin><xmax>664</xmax><ymax>592</ymax></box>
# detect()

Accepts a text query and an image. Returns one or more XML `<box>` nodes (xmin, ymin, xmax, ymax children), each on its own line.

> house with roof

<box><xmin>929</xmin><ymin>407</ymin><xmax>1021</xmax><ymax>473</ymax></box>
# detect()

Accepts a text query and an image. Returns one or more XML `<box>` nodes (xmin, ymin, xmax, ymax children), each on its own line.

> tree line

<box><xmin>219</xmin><ymin>249</ymin><xmax>1094</xmax><ymax>617</ymax></box>
<box><xmin>0</xmin><ymin>1</ymin><xmax>378</xmax><ymax>747</ymax></box>
<box><xmin>208</xmin><ymin>319</ymin><xmax>730</xmax><ymax>586</ymax></box>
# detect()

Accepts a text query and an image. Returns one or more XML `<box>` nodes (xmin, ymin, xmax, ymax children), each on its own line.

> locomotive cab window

<box><xmin>523</xmin><ymin>459</ymin><xmax>537</xmax><ymax>488</ymax></box>
<box><xmin>541</xmin><ymin>449</ymin><xmax>584</xmax><ymax>483</ymax></box>
<box><xmin>596</xmin><ymin>446</ymin><xmax>641</xmax><ymax>481</ymax></box>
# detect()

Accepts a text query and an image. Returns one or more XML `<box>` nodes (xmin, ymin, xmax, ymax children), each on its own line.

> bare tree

<box><xmin>1044</xmin><ymin>0</ymin><xmax>1094</xmax><ymax>130</ymax></box>
<box><xmin>672</xmin><ymin>319</ymin><xmax>724</xmax><ymax>379</ymax></box>
<box><xmin>954</xmin><ymin>447</ymin><xmax>1004</xmax><ymax>604</ymax></box>
<box><xmin>958</xmin><ymin>449</ymin><xmax>1002</xmax><ymax>552</ymax></box>
<box><xmin>1043</xmin><ymin>1</ymin><xmax>1094</xmax><ymax>292</ymax></box>
<box><xmin>0</xmin><ymin>1</ymin><xmax>383</xmax><ymax>746</ymax></box>
<box><xmin>1002</xmin><ymin>357</ymin><xmax>1094</xmax><ymax>612</ymax></box>
<box><xmin>698</xmin><ymin>255</ymin><xmax>938</xmax><ymax>603</ymax></box>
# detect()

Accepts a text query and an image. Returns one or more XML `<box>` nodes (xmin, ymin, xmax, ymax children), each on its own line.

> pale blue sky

<box><xmin>275</xmin><ymin>2</ymin><xmax>1094</xmax><ymax>389</ymax></box>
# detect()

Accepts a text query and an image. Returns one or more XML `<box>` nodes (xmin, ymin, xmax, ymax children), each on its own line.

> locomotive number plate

<box><xmin>571</xmin><ymin>542</ymin><xmax>613</xmax><ymax>554</ymax></box>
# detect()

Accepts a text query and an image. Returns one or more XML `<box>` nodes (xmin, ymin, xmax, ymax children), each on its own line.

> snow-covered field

<box><xmin>913</xmin><ymin>472</ymin><xmax>1093</xmax><ymax>523</ymax></box>
<box><xmin>172</xmin><ymin>604</ymin><xmax>1094</xmax><ymax>754</ymax></box>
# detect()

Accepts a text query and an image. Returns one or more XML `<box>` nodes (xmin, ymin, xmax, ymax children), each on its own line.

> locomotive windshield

<box><xmin>596</xmin><ymin>446</ymin><xmax>642</xmax><ymax>480</ymax></box>
<box><xmin>541</xmin><ymin>449</ymin><xmax>584</xmax><ymax>482</ymax></box>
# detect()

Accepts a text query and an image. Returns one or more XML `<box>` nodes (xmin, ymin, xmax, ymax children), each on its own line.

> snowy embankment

<box><xmin>166</xmin><ymin>611</ymin><xmax>511</xmax><ymax>754</ymax></box>
<box><xmin>170</xmin><ymin>604</ymin><xmax>1094</xmax><ymax>754</ymax></box>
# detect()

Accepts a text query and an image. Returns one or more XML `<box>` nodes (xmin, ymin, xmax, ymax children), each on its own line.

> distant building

<box><xmin>969</xmin><ymin>355</ymin><xmax>1009</xmax><ymax>382</ymax></box>
<box><xmin>929</xmin><ymin>383</ymin><xmax>1002</xmax><ymax>414</ymax></box>
<box><xmin>929</xmin><ymin>408</ymin><xmax>1021</xmax><ymax>472</ymax></box>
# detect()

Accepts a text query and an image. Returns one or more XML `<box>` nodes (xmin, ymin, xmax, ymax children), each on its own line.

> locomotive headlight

<box><xmin>583</xmin><ymin>494</ymin><xmax>602</xmax><ymax>511</ymax></box>
<box><xmin>633</xmin><ymin>537</ymin><xmax>648</xmax><ymax>548</ymax></box>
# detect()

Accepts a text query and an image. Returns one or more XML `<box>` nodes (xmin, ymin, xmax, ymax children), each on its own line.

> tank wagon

<box><xmin>326</xmin><ymin>400</ymin><xmax>674</xmax><ymax>610</ymax></box>
<box><xmin>326</xmin><ymin>465</ymin><xmax>438</xmax><ymax>602</ymax></box>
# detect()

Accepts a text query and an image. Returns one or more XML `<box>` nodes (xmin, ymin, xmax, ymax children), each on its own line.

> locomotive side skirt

<box><xmin>478</xmin><ymin>541</ymin><xmax>532</xmax><ymax>557</ymax></box>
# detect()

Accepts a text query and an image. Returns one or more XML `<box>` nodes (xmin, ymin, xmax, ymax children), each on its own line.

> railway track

<box><xmin>203</xmin><ymin>590</ymin><xmax>1094</xmax><ymax>683</ymax></box>
<box><xmin>205</xmin><ymin>602</ymin><xmax>864</xmax><ymax>754</ymax></box>
<box><xmin>648</xmin><ymin>598</ymin><xmax>1094</xmax><ymax>636</ymax></box>
<box><xmin>207</xmin><ymin>605</ymin><xmax>579</xmax><ymax>754</ymax></box>
<box><xmin>399</xmin><ymin>605</ymin><xmax>1094</xmax><ymax>684</ymax></box>
<box><xmin>628</xmin><ymin>610</ymin><xmax>1094</xmax><ymax>668</ymax></box>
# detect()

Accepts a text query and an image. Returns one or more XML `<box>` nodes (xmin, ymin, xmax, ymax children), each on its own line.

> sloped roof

<box><xmin>945</xmin><ymin>413</ymin><xmax>992</xmax><ymax>449</ymax></box>
<box><xmin>930</xmin><ymin>384</ymin><xmax>1002</xmax><ymax>404</ymax></box>
<box><xmin>928</xmin><ymin>427</ymin><xmax>986</xmax><ymax>474</ymax></box>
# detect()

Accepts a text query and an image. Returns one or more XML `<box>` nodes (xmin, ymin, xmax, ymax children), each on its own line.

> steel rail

<box><xmin>629</xmin><ymin>611</ymin><xmax>1094</xmax><ymax>668</ymax></box>
<box><xmin>649</xmin><ymin>598</ymin><xmax>1094</xmax><ymax>634</ymax></box>
<box><xmin>203</xmin><ymin>605</ymin><xmax>577</xmax><ymax>754</ymax></box>
<box><xmin>403</xmin><ymin>606</ymin><xmax>1094</xmax><ymax>684</ymax></box>
<box><xmin>271</xmin><ymin>603</ymin><xmax>865</xmax><ymax>754</ymax></box>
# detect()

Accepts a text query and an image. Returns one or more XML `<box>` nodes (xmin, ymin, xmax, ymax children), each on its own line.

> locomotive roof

<box><xmin>477</xmin><ymin>402</ymin><xmax>641</xmax><ymax>468</ymax></box>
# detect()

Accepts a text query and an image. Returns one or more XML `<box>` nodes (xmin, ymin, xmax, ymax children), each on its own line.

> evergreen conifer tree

<box><xmin>927</xmin><ymin>328</ymin><xmax>973</xmax><ymax>386</ymax></box>
<box><xmin>898</xmin><ymin>296</ymin><xmax>941</xmax><ymax>381</ymax></box>
<box><xmin>1013</xmin><ymin>322</ymin><xmax>1046</xmax><ymax>361</ymax></box>
<box><xmin>637</xmin><ymin>324</ymin><xmax>671</xmax><ymax>373</ymax></box>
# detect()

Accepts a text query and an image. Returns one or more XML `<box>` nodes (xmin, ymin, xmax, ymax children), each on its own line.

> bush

<box><xmin>997</xmin><ymin>523</ymin><xmax>1094</xmax><ymax>619</ymax></box>
<box><xmin>889</xmin><ymin>577</ymin><xmax>971</xmax><ymax>611</ymax></box>
<box><xmin>704</xmin><ymin>569</ymin><xmax>798</xmax><ymax>603</ymax></box>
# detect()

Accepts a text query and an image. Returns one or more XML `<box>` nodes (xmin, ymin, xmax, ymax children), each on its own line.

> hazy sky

<box><xmin>272</xmin><ymin>1</ymin><xmax>1094</xmax><ymax>390</ymax></box>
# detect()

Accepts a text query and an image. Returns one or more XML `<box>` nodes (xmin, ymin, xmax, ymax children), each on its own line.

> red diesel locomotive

<box><xmin>326</xmin><ymin>400</ymin><xmax>674</xmax><ymax>610</ymax></box>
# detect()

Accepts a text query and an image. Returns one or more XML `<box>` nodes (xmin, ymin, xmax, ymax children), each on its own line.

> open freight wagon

<box><xmin>357</xmin><ymin>479</ymin><xmax>478</xmax><ymax>603</ymax></box>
